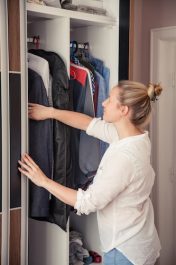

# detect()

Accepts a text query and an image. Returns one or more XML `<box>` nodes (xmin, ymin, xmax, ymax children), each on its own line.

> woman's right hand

<box><xmin>28</xmin><ymin>103</ymin><xmax>53</xmax><ymax>121</ymax></box>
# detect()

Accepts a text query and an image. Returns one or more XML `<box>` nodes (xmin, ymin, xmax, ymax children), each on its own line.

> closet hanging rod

<box><xmin>70</xmin><ymin>42</ymin><xmax>89</xmax><ymax>50</ymax></box>
<box><xmin>27</xmin><ymin>35</ymin><xmax>40</xmax><ymax>42</ymax></box>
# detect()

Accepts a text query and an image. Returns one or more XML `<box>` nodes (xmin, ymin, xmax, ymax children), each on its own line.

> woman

<box><xmin>18</xmin><ymin>80</ymin><xmax>162</xmax><ymax>265</ymax></box>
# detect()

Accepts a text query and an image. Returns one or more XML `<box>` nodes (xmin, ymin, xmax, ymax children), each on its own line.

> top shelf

<box><xmin>27</xmin><ymin>3</ymin><xmax>118</xmax><ymax>27</ymax></box>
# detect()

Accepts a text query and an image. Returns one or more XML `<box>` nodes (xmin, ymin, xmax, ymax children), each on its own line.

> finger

<box><xmin>25</xmin><ymin>153</ymin><xmax>38</xmax><ymax>168</ymax></box>
<box><xmin>18</xmin><ymin>160</ymin><xmax>32</xmax><ymax>172</ymax></box>
<box><xmin>28</xmin><ymin>110</ymin><xmax>34</xmax><ymax>114</ymax></box>
<box><xmin>28</xmin><ymin>105</ymin><xmax>36</xmax><ymax>109</ymax></box>
<box><xmin>28</xmin><ymin>103</ymin><xmax>38</xmax><ymax>107</ymax></box>
<box><xmin>18</xmin><ymin>167</ymin><xmax>32</xmax><ymax>179</ymax></box>
<box><xmin>22</xmin><ymin>156</ymin><xmax>36</xmax><ymax>170</ymax></box>
<box><xmin>21</xmin><ymin>154</ymin><xmax>35</xmax><ymax>169</ymax></box>
<box><xmin>21</xmin><ymin>154</ymin><xmax>27</xmax><ymax>163</ymax></box>
<box><xmin>28</xmin><ymin>113</ymin><xmax>34</xmax><ymax>119</ymax></box>
<box><xmin>28</xmin><ymin>116</ymin><xmax>36</xmax><ymax>120</ymax></box>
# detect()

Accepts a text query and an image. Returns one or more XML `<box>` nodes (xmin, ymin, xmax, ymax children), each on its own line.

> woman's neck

<box><xmin>114</xmin><ymin>119</ymin><xmax>143</xmax><ymax>140</ymax></box>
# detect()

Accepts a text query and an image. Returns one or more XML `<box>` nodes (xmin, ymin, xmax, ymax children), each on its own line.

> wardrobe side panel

<box><xmin>70</xmin><ymin>26</ymin><xmax>119</xmax><ymax>88</ymax></box>
<box><xmin>8</xmin><ymin>0</ymin><xmax>22</xmax><ymax>264</ymax></box>
<box><xmin>20</xmin><ymin>1</ymin><xmax>29</xmax><ymax>264</ymax></box>
<box><xmin>0</xmin><ymin>215</ymin><xmax>1</xmax><ymax>264</ymax></box>
<box><xmin>0</xmin><ymin>8</ymin><xmax>1</xmax><ymax>225</ymax></box>
<box><xmin>0</xmin><ymin>72</ymin><xmax>1</xmax><ymax>264</ymax></box>
<box><xmin>27</xmin><ymin>17</ymin><xmax>70</xmax><ymax>265</ymax></box>
<box><xmin>1</xmin><ymin>1</ymin><xmax>10</xmax><ymax>264</ymax></box>
<box><xmin>0</xmin><ymin>82</ymin><xmax>1</xmax><ymax>265</ymax></box>
<box><xmin>8</xmin><ymin>0</ymin><xmax>21</xmax><ymax>72</ymax></box>
<box><xmin>9</xmin><ymin>210</ymin><xmax>21</xmax><ymax>265</ymax></box>
<box><xmin>9</xmin><ymin>74</ymin><xmax>21</xmax><ymax>209</ymax></box>
<box><xmin>9</xmin><ymin>74</ymin><xmax>21</xmax><ymax>265</ymax></box>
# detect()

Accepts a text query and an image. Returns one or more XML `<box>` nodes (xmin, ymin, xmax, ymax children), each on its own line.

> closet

<box><xmin>26</xmin><ymin>2</ymin><xmax>119</xmax><ymax>265</ymax></box>
<box><xmin>0</xmin><ymin>0</ymin><xmax>120</xmax><ymax>264</ymax></box>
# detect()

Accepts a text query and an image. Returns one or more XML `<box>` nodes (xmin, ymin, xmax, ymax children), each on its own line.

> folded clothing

<box><xmin>44</xmin><ymin>0</ymin><xmax>61</xmax><ymax>7</ymax></box>
<box><xmin>77</xmin><ymin>5</ymin><xmax>106</xmax><ymax>15</ymax></box>
<box><xmin>60</xmin><ymin>0</ymin><xmax>106</xmax><ymax>15</ymax></box>
<box><xmin>83</xmin><ymin>256</ymin><xmax>93</xmax><ymax>265</ymax></box>
<box><xmin>27</xmin><ymin>0</ymin><xmax>46</xmax><ymax>5</ymax></box>
<box><xmin>69</xmin><ymin>230</ymin><xmax>90</xmax><ymax>265</ymax></box>
<box><xmin>89</xmin><ymin>251</ymin><xmax>102</xmax><ymax>263</ymax></box>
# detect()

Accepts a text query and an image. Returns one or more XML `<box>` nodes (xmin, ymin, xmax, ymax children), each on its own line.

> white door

<box><xmin>150</xmin><ymin>26</ymin><xmax>176</xmax><ymax>265</ymax></box>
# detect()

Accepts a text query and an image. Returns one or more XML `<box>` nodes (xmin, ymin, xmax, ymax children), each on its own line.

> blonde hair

<box><xmin>117</xmin><ymin>80</ymin><xmax>163</xmax><ymax>127</ymax></box>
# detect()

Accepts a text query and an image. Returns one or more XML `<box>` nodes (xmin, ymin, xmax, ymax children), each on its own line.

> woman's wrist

<box><xmin>42</xmin><ymin>176</ymin><xmax>51</xmax><ymax>189</ymax></box>
<box><xmin>49</xmin><ymin>107</ymin><xmax>55</xmax><ymax>119</ymax></box>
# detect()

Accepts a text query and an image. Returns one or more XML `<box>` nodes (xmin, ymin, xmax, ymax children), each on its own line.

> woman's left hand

<box><xmin>18</xmin><ymin>153</ymin><xmax>48</xmax><ymax>187</ymax></box>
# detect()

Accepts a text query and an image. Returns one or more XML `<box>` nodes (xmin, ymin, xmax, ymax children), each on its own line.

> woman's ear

<box><xmin>120</xmin><ymin>105</ymin><xmax>129</xmax><ymax>116</ymax></box>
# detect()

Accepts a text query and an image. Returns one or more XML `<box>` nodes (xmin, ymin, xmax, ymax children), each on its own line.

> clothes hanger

<box><xmin>70</xmin><ymin>40</ymin><xmax>78</xmax><ymax>60</ymax></box>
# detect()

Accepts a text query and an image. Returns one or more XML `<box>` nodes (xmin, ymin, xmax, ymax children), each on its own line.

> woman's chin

<box><xmin>103</xmin><ymin>114</ymin><xmax>109</xmax><ymax>122</ymax></box>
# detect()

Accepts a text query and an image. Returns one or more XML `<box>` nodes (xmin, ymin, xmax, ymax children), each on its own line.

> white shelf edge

<box><xmin>27</xmin><ymin>3</ymin><xmax>117</xmax><ymax>26</ymax></box>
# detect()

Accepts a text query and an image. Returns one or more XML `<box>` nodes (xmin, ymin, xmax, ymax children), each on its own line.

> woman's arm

<box><xmin>18</xmin><ymin>152</ymin><xmax>133</xmax><ymax>215</ymax></box>
<box><xmin>18</xmin><ymin>153</ymin><xmax>77</xmax><ymax>207</ymax></box>
<box><xmin>28</xmin><ymin>103</ymin><xmax>92</xmax><ymax>131</ymax></box>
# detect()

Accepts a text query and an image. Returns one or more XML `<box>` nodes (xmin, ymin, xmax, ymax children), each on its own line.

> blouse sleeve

<box><xmin>86</xmin><ymin>118</ymin><xmax>119</xmax><ymax>144</ymax></box>
<box><xmin>74</xmin><ymin>152</ymin><xmax>134</xmax><ymax>215</ymax></box>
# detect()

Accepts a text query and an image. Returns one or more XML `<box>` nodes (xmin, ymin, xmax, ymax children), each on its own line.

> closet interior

<box><xmin>26</xmin><ymin>2</ymin><xmax>119</xmax><ymax>265</ymax></box>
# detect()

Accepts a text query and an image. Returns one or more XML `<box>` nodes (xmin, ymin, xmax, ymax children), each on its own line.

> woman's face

<box><xmin>102</xmin><ymin>87</ymin><xmax>129</xmax><ymax>123</ymax></box>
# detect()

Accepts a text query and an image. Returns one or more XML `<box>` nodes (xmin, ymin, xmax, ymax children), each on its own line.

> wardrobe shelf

<box><xmin>27</xmin><ymin>3</ymin><xmax>117</xmax><ymax>27</ymax></box>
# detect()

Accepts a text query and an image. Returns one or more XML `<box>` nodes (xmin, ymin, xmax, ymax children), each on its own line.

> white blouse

<box><xmin>74</xmin><ymin>118</ymin><xmax>161</xmax><ymax>265</ymax></box>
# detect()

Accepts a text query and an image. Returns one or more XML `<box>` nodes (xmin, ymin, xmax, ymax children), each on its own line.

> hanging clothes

<box><xmin>70</xmin><ymin>63</ymin><xmax>101</xmax><ymax>188</ymax></box>
<box><xmin>29</xmin><ymin>49</ymin><xmax>72</xmax><ymax>231</ymax></box>
<box><xmin>28</xmin><ymin>68</ymin><xmax>53</xmax><ymax>218</ymax></box>
<box><xmin>95</xmin><ymin>70</ymin><xmax>109</xmax><ymax>159</ymax></box>
<box><xmin>87</xmin><ymin>55</ymin><xmax>110</xmax><ymax>157</ymax></box>
<box><xmin>28</xmin><ymin>53</ymin><xmax>50</xmax><ymax>96</ymax></box>
<box><xmin>89</xmin><ymin>56</ymin><xmax>110</xmax><ymax>98</ymax></box>
<box><xmin>70</xmin><ymin>42</ymin><xmax>110</xmax><ymax>188</ymax></box>
<box><xmin>70</xmin><ymin>43</ymin><xmax>96</xmax><ymax>104</ymax></box>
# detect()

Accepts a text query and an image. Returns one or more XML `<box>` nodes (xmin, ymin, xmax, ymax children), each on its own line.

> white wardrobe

<box><xmin>22</xmin><ymin>2</ymin><xmax>119</xmax><ymax>265</ymax></box>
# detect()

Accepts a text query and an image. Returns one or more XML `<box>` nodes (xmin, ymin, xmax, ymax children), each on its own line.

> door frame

<box><xmin>150</xmin><ymin>25</ymin><xmax>176</xmax><ymax>265</ymax></box>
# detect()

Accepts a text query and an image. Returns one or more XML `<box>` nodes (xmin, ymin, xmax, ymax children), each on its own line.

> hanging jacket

<box><xmin>29</xmin><ymin>49</ymin><xmax>72</xmax><ymax>231</ymax></box>
<box><xmin>28</xmin><ymin>68</ymin><xmax>53</xmax><ymax>218</ymax></box>
<box><xmin>70</xmin><ymin>63</ymin><xmax>100</xmax><ymax>188</ymax></box>
<box><xmin>70</xmin><ymin>64</ymin><xmax>88</xmax><ymax>188</ymax></box>
<box><xmin>28</xmin><ymin>53</ymin><xmax>50</xmax><ymax>96</ymax></box>
<box><xmin>95</xmin><ymin>71</ymin><xmax>109</xmax><ymax>158</ymax></box>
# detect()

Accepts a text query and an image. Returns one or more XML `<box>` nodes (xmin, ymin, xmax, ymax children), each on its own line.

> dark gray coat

<box><xmin>29</xmin><ymin>50</ymin><xmax>72</xmax><ymax>231</ymax></box>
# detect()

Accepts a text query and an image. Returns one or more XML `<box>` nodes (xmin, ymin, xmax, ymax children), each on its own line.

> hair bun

<box><xmin>147</xmin><ymin>83</ymin><xmax>163</xmax><ymax>101</ymax></box>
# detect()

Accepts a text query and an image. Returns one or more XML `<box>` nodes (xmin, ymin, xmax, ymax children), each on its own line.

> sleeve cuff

<box><xmin>74</xmin><ymin>188</ymin><xmax>84</xmax><ymax>216</ymax></box>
